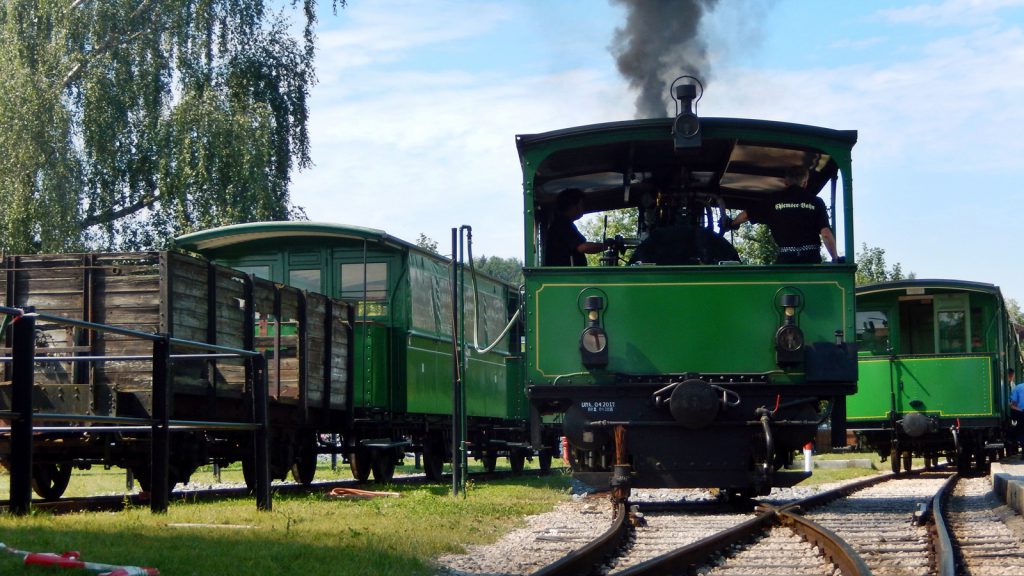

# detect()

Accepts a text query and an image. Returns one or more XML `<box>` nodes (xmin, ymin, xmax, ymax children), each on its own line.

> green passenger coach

<box><xmin>177</xmin><ymin>221</ymin><xmax>534</xmax><ymax>482</ymax></box>
<box><xmin>849</xmin><ymin>279</ymin><xmax>1023</xmax><ymax>473</ymax></box>
<box><xmin>518</xmin><ymin>81</ymin><xmax>860</xmax><ymax>497</ymax></box>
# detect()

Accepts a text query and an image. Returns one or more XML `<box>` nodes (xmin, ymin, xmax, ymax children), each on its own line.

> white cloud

<box><xmin>877</xmin><ymin>0</ymin><xmax>1024</xmax><ymax>27</ymax></box>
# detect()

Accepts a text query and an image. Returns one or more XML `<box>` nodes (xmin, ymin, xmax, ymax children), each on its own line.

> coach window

<box><xmin>935</xmin><ymin>293</ymin><xmax>969</xmax><ymax>353</ymax></box>
<box><xmin>855</xmin><ymin>310</ymin><xmax>890</xmax><ymax>356</ymax></box>
<box><xmin>235</xmin><ymin>264</ymin><xmax>272</xmax><ymax>281</ymax></box>
<box><xmin>340</xmin><ymin>262</ymin><xmax>388</xmax><ymax>317</ymax></box>
<box><xmin>289</xmin><ymin>269</ymin><xmax>321</xmax><ymax>293</ymax></box>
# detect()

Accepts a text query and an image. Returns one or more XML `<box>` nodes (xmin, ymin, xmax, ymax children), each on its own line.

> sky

<box><xmin>290</xmin><ymin>0</ymin><xmax>1024</xmax><ymax>305</ymax></box>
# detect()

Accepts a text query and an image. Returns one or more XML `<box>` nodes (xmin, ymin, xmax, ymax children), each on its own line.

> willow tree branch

<box><xmin>62</xmin><ymin>0</ymin><xmax>159</xmax><ymax>89</ymax></box>
<box><xmin>81</xmin><ymin>192</ymin><xmax>160</xmax><ymax>228</ymax></box>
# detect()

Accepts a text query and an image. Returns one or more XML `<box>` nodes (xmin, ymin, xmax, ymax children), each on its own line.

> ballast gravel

<box><xmin>435</xmin><ymin>478</ymin><xmax>865</xmax><ymax>576</ymax></box>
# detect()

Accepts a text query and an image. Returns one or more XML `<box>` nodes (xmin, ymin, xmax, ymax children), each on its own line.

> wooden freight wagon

<box><xmin>0</xmin><ymin>251</ymin><xmax>352</xmax><ymax>498</ymax></box>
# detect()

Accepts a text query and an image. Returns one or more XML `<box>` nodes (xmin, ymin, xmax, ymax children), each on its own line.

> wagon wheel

<box><xmin>290</xmin><ymin>433</ymin><xmax>319</xmax><ymax>485</ymax></box>
<box><xmin>130</xmin><ymin>465</ymin><xmax>180</xmax><ymax>499</ymax></box>
<box><xmin>349</xmin><ymin>448</ymin><xmax>371</xmax><ymax>482</ymax></box>
<box><xmin>509</xmin><ymin>449</ymin><xmax>526</xmax><ymax>475</ymax></box>
<box><xmin>538</xmin><ymin>449</ymin><xmax>553</xmax><ymax>476</ymax></box>
<box><xmin>31</xmin><ymin>462</ymin><xmax>72</xmax><ymax>500</ymax></box>
<box><xmin>901</xmin><ymin>450</ymin><xmax>913</xmax><ymax>473</ymax></box>
<box><xmin>974</xmin><ymin>445</ymin><xmax>988</xmax><ymax>473</ymax></box>
<box><xmin>956</xmin><ymin>445</ymin><xmax>972</xmax><ymax>474</ymax></box>
<box><xmin>421</xmin><ymin>437</ymin><xmax>445</xmax><ymax>482</ymax></box>
<box><xmin>889</xmin><ymin>448</ymin><xmax>900</xmax><ymax>474</ymax></box>
<box><xmin>370</xmin><ymin>450</ymin><xmax>397</xmax><ymax>483</ymax></box>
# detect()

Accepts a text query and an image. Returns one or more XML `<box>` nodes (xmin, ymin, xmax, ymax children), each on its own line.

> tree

<box><xmin>1007</xmin><ymin>299</ymin><xmax>1023</xmax><ymax>329</ymax></box>
<box><xmin>0</xmin><ymin>0</ymin><xmax>343</xmax><ymax>253</ymax></box>
<box><xmin>473</xmin><ymin>255</ymin><xmax>524</xmax><ymax>286</ymax></box>
<box><xmin>415</xmin><ymin>233</ymin><xmax>439</xmax><ymax>254</ymax></box>
<box><xmin>855</xmin><ymin>243</ymin><xmax>914</xmax><ymax>286</ymax></box>
<box><xmin>731</xmin><ymin>222</ymin><xmax>777</xmax><ymax>266</ymax></box>
<box><xmin>579</xmin><ymin>208</ymin><xmax>638</xmax><ymax>266</ymax></box>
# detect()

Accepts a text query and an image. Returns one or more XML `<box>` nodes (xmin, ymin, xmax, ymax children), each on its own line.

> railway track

<box><xmin>518</xmin><ymin>469</ymin><xmax>1024</xmax><ymax>576</ymax></box>
<box><xmin>0</xmin><ymin>468</ymin><xmax>540</xmax><ymax>515</ymax></box>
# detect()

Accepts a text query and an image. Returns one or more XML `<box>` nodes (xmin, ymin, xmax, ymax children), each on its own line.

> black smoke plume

<box><xmin>610</xmin><ymin>0</ymin><xmax>719</xmax><ymax>118</ymax></box>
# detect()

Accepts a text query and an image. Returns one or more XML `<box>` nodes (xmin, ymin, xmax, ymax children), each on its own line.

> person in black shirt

<box><xmin>724</xmin><ymin>166</ymin><xmax>838</xmax><ymax>264</ymax></box>
<box><xmin>544</xmin><ymin>188</ymin><xmax>609</xmax><ymax>266</ymax></box>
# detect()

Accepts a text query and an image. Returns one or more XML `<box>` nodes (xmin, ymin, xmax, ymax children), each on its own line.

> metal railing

<box><xmin>0</xmin><ymin>304</ymin><xmax>271</xmax><ymax>515</ymax></box>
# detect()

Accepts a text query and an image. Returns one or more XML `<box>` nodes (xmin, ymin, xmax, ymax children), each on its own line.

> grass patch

<box><xmin>0</xmin><ymin>466</ymin><xmax>573</xmax><ymax>576</ymax></box>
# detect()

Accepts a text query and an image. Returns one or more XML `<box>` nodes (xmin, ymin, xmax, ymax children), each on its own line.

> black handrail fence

<box><xmin>0</xmin><ymin>304</ymin><xmax>272</xmax><ymax>514</ymax></box>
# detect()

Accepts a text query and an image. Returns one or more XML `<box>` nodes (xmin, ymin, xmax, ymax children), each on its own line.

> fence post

<box><xmin>252</xmin><ymin>354</ymin><xmax>271</xmax><ymax>511</ymax></box>
<box><xmin>151</xmin><ymin>335</ymin><xmax>171</xmax><ymax>513</ymax></box>
<box><xmin>10</xmin><ymin>307</ymin><xmax>36</xmax><ymax>515</ymax></box>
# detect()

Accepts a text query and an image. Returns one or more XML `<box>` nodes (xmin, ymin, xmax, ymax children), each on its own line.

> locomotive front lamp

<box><xmin>775</xmin><ymin>294</ymin><xmax>804</xmax><ymax>365</ymax></box>
<box><xmin>579</xmin><ymin>296</ymin><xmax>608</xmax><ymax>368</ymax></box>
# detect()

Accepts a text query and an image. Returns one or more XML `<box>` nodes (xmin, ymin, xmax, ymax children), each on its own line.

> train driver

<box><xmin>544</xmin><ymin>188</ymin><xmax>609</xmax><ymax>266</ymax></box>
<box><xmin>722</xmin><ymin>165</ymin><xmax>839</xmax><ymax>264</ymax></box>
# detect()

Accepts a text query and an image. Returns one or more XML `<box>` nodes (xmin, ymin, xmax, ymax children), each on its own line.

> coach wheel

<box><xmin>371</xmin><ymin>449</ymin><xmax>397</xmax><ymax>483</ymax></box>
<box><xmin>901</xmin><ymin>451</ymin><xmax>913</xmax><ymax>473</ymax></box>
<box><xmin>349</xmin><ymin>448</ymin><xmax>371</xmax><ymax>482</ymax></box>
<box><xmin>889</xmin><ymin>448</ymin><xmax>900</xmax><ymax>474</ymax></box>
<box><xmin>538</xmin><ymin>449</ymin><xmax>553</xmax><ymax>475</ymax></box>
<box><xmin>422</xmin><ymin>438</ymin><xmax>445</xmax><ymax>482</ymax></box>
<box><xmin>481</xmin><ymin>451</ymin><xmax>497</xmax><ymax>473</ymax></box>
<box><xmin>509</xmin><ymin>449</ymin><xmax>526</xmax><ymax>475</ymax></box>
<box><xmin>31</xmin><ymin>462</ymin><xmax>72</xmax><ymax>500</ymax></box>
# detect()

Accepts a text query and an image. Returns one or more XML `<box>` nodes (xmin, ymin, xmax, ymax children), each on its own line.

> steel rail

<box><xmin>592</xmin><ymin>471</ymin><xmax>905</xmax><ymax>576</ymax></box>
<box><xmin>777</xmin><ymin>510</ymin><xmax>871</xmax><ymax>575</ymax></box>
<box><xmin>530</xmin><ymin>501</ymin><xmax>628</xmax><ymax>576</ymax></box>
<box><xmin>931</xmin><ymin>472</ymin><xmax>960</xmax><ymax>576</ymax></box>
<box><xmin>614</xmin><ymin>512</ymin><xmax>774</xmax><ymax>576</ymax></box>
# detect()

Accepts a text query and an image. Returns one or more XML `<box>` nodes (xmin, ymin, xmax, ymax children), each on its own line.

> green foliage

<box><xmin>0</xmin><ymin>0</ymin><xmax>342</xmax><ymax>253</ymax></box>
<box><xmin>855</xmin><ymin>243</ymin><xmax>914</xmax><ymax>286</ymax></box>
<box><xmin>732</xmin><ymin>222</ymin><xmax>777</xmax><ymax>265</ymax></box>
<box><xmin>1008</xmin><ymin>299</ymin><xmax>1023</xmax><ymax>328</ymax></box>
<box><xmin>415</xmin><ymin>233</ymin><xmax>439</xmax><ymax>254</ymax></box>
<box><xmin>579</xmin><ymin>208</ymin><xmax>638</xmax><ymax>265</ymax></box>
<box><xmin>473</xmin><ymin>254</ymin><xmax>524</xmax><ymax>285</ymax></box>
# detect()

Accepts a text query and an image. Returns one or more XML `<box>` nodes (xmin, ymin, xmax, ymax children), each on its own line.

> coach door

<box><xmin>338</xmin><ymin>259</ymin><xmax>392</xmax><ymax>411</ymax></box>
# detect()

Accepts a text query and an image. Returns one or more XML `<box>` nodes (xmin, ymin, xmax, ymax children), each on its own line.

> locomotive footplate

<box><xmin>529</xmin><ymin>381</ymin><xmax>841</xmax><ymax>491</ymax></box>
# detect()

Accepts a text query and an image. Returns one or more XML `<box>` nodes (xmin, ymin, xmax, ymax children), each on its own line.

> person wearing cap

<box><xmin>544</xmin><ymin>188</ymin><xmax>609</xmax><ymax>266</ymax></box>
<box><xmin>722</xmin><ymin>165</ymin><xmax>838</xmax><ymax>264</ymax></box>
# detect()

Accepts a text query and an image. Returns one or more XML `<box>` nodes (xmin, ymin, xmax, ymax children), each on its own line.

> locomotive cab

<box><xmin>519</xmin><ymin>84</ymin><xmax>859</xmax><ymax>496</ymax></box>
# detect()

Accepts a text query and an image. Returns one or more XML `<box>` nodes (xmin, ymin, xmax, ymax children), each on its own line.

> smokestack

<box><xmin>610</xmin><ymin>0</ymin><xmax>718</xmax><ymax>119</ymax></box>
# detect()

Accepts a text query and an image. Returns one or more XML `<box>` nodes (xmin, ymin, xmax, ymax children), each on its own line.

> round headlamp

<box><xmin>580</xmin><ymin>326</ymin><xmax>608</xmax><ymax>354</ymax></box>
<box><xmin>775</xmin><ymin>324</ymin><xmax>804</xmax><ymax>352</ymax></box>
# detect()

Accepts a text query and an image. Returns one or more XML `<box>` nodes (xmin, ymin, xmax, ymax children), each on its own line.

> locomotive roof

<box><xmin>175</xmin><ymin>221</ymin><xmax>418</xmax><ymax>253</ymax></box>
<box><xmin>856</xmin><ymin>279</ymin><xmax>1003</xmax><ymax>297</ymax></box>
<box><xmin>516</xmin><ymin>116</ymin><xmax>858</xmax><ymax>212</ymax></box>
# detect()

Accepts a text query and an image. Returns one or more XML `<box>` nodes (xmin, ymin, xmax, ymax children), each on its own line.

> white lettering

<box><xmin>580</xmin><ymin>401</ymin><xmax>616</xmax><ymax>413</ymax></box>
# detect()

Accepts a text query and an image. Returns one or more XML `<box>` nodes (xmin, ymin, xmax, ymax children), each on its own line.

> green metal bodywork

<box><xmin>176</xmin><ymin>222</ymin><xmax>524</xmax><ymax>420</ymax></box>
<box><xmin>525</xmin><ymin>265</ymin><xmax>855</xmax><ymax>385</ymax></box>
<box><xmin>849</xmin><ymin>280</ymin><xmax>1023</xmax><ymax>426</ymax></box>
